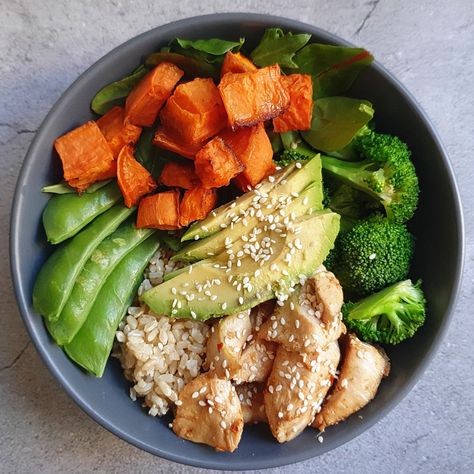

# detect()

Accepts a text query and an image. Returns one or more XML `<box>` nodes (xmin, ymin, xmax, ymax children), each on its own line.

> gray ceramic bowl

<box><xmin>10</xmin><ymin>13</ymin><xmax>464</xmax><ymax>470</ymax></box>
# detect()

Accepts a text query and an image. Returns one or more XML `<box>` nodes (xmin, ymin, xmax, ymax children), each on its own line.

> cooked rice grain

<box><xmin>115</xmin><ymin>249</ymin><xmax>208</xmax><ymax>416</ymax></box>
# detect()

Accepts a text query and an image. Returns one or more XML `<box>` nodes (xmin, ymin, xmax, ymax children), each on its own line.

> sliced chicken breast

<box><xmin>264</xmin><ymin>342</ymin><xmax>340</xmax><ymax>443</ymax></box>
<box><xmin>314</xmin><ymin>333</ymin><xmax>390</xmax><ymax>431</ymax></box>
<box><xmin>173</xmin><ymin>372</ymin><xmax>244</xmax><ymax>452</ymax></box>
<box><xmin>259</xmin><ymin>269</ymin><xmax>344</xmax><ymax>352</ymax></box>
<box><xmin>233</xmin><ymin>339</ymin><xmax>276</xmax><ymax>384</ymax></box>
<box><xmin>235</xmin><ymin>383</ymin><xmax>267</xmax><ymax>424</ymax></box>
<box><xmin>204</xmin><ymin>310</ymin><xmax>252</xmax><ymax>378</ymax></box>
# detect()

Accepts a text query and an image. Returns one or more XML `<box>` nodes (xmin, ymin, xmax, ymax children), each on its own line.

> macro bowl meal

<box><xmin>10</xmin><ymin>14</ymin><xmax>463</xmax><ymax>470</ymax></box>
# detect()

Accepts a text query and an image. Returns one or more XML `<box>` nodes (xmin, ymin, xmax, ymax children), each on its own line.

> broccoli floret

<box><xmin>343</xmin><ymin>279</ymin><xmax>426</xmax><ymax>344</ymax></box>
<box><xmin>321</xmin><ymin>130</ymin><xmax>419</xmax><ymax>223</ymax></box>
<box><xmin>331</xmin><ymin>216</ymin><xmax>414</xmax><ymax>296</ymax></box>
<box><xmin>277</xmin><ymin>131</ymin><xmax>317</xmax><ymax>166</ymax></box>
<box><xmin>326</xmin><ymin>181</ymin><xmax>382</xmax><ymax>231</ymax></box>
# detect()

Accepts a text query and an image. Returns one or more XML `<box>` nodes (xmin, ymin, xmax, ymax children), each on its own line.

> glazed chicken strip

<box><xmin>235</xmin><ymin>383</ymin><xmax>267</xmax><ymax>424</ymax></box>
<box><xmin>264</xmin><ymin>342</ymin><xmax>340</xmax><ymax>443</ymax></box>
<box><xmin>259</xmin><ymin>269</ymin><xmax>344</xmax><ymax>352</ymax></box>
<box><xmin>233</xmin><ymin>339</ymin><xmax>276</xmax><ymax>384</ymax></box>
<box><xmin>204</xmin><ymin>310</ymin><xmax>252</xmax><ymax>378</ymax></box>
<box><xmin>314</xmin><ymin>333</ymin><xmax>390</xmax><ymax>431</ymax></box>
<box><xmin>233</xmin><ymin>301</ymin><xmax>276</xmax><ymax>384</ymax></box>
<box><xmin>173</xmin><ymin>372</ymin><xmax>244</xmax><ymax>452</ymax></box>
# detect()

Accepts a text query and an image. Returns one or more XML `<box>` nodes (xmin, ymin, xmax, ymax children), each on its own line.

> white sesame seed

<box><xmin>192</xmin><ymin>391</ymin><xmax>199</xmax><ymax>399</ymax></box>
<box><xmin>220</xmin><ymin>420</ymin><xmax>227</xmax><ymax>429</ymax></box>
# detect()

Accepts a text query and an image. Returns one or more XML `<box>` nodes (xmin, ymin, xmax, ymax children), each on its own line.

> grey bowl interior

<box><xmin>10</xmin><ymin>13</ymin><xmax>464</xmax><ymax>471</ymax></box>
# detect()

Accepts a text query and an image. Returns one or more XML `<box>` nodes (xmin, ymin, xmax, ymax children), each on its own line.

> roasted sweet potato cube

<box><xmin>54</xmin><ymin>121</ymin><xmax>115</xmax><ymax>192</ymax></box>
<box><xmin>159</xmin><ymin>160</ymin><xmax>200</xmax><ymax>189</ymax></box>
<box><xmin>194</xmin><ymin>137</ymin><xmax>244</xmax><ymax>189</ymax></box>
<box><xmin>117</xmin><ymin>145</ymin><xmax>157</xmax><ymax>207</ymax></box>
<box><xmin>218</xmin><ymin>65</ymin><xmax>290</xmax><ymax>129</ymax></box>
<box><xmin>136</xmin><ymin>190</ymin><xmax>181</xmax><ymax>230</ymax></box>
<box><xmin>179</xmin><ymin>187</ymin><xmax>218</xmax><ymax>226</ymax></box>
<box><xmin>220</xmin><ymin>124</ymin><xmax>275</xmax><ymax>191</ymax></box>
<box><xmin>221</xmin><ymin>52</ymin><xmax>257</xmax><ymax>76</ymax></box>
<box><xmin>153</xmin><ymin>127</ymin><xmax>202</xmax><ymax>159</ymax></box>
<box><xmin>159</xmin><ymin>78</ymin><xmax>227</xmax><ymax>145</ymax></box>
<box><xmin>96</xmin><ymin>106</ymin><xmax>142</xmax><ymax>158</ymax></box>
<box><xmin>125</xmin><ymin>62</ymin><xmax>184</xmax><ymax>127</ymax></box>
<box><xmin>273</xmin><ymin>74</ymin><xmax>313</xmax><ymax>133</ymax></box>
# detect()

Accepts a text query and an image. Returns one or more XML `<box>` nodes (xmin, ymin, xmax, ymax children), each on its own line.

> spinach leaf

<box><xmin>294</xmin><ymin>44</ymin><xmax>373</xmax><ymax>98</ymax></box>
<box><xmin>145</xmin><ymin>51</ymin><xmax>216</xmax><ymax>78</ymax></box>
<box><xmin>250</xmin><ymin>28</ymin><xmax>311</xmax><ymax>68</ymax></box>
<box><xmin>175</xmin><ymin>37</ymin><xmax>244</xmax><ymax>56</ymax></box>
<box><xmin>134</xmin><ymin>125</ymin><xmax>164</xmax><ymax>181</ymax></box>
<box><xmin>302</xmin><ymin>97</ymin><xmax>374</xmax><ymax>152</ymax></box>
<box><xmin>91</xmin><ymin>65</ymin><xmax>148</xmax><ymax>115</ymax></box>
<box><xmin>42</xmin><ymin>179</ymin><xmax>112</xmax><ymax>194</ymax></box>
<box><xmin>161</xmin><ymin>232</ymin><xmax>186</xmax><ymax>251</ymax></box>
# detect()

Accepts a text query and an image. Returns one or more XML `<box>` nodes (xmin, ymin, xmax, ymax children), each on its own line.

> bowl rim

<box><xmin>9</xmin><ymin>12</ymin><xmax>465</xmax><ymax>470</ymax></box>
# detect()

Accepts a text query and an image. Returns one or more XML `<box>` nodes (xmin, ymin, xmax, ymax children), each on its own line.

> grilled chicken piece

<box><xmin>204</xmin><ymin>310</ymin><xmax>252</xmax><ymax>378</ymax></box>
<box><xmin>314</xmin><ymin>333</ymin><xmax>390</xmax><ymax>431</ymax></box>
<box><xmin>233</xmin><ymin>339</ymin><xmax>276</xmax><ymax>384</ymax></box>
<box><xmin>235</xmin><ymin>383</ymin><xmax>267</xmax><ymax>424</ymax></box>
<box><xmin>259</xmin><ymin>269</ymin><xmax>344</xmax><ymax>352</ymax></box>
<box><xmin>264</xmin><ymin>342</ymin><xmax>340</xmax><ymax>443</ymax></box>
<box><xmin>173</xmin><ymin>372</ymin><xmax>244</xmax><ymax>452</ymax></box>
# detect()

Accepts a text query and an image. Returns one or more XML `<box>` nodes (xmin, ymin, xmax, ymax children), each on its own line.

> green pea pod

<box><xmin>33</xmin><ymin>204</ymin><xmax>134</xmax><ymax>322</ymax></box>
<box><xmin>64</xmin><ymin>235</ymin><xmax>160</xmax><ymax>377</ymax></box>
<box><xmin>46</xmin><ymin>221</ymin><xmax>155</xmax><ymax>345</ymax></box>
<box><xmin>43</xmin><ymin>181</ymin><xmax>122</xmax><ymax>244</ymax></box>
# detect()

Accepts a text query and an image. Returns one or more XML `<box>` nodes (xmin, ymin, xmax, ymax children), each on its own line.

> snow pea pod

<box><xmin>42</xmin><ymin>180</ymin><xmax>122</xmax><ymax>244</ymax></box>
<box><xmin>33</xmin><ymin>204</ymin><xmax>134</xmax><ymax>322</ymax></box>
<box><xmin>64</xmin><ymin>235</ymin><xmax>161</xmax><ymax>377</ymax></box>
<box><xmin>46</xmin><ymin>220</ymin><xmax>155</xmax><ymax>345</ymax></box>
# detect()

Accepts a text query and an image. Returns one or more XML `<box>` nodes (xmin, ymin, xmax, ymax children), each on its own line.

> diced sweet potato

<box><xmin>218</xmin><ymin>65</ymin><xmax>290</xmax><ymax>129</ymax></box>
<box><xmin>180</xmin><ymin>187</ymin><xmax>218</xmax><ymax>226</ymax></box>
<box><xmin>273</xmin><ymin>74</ymin><xmax>313</xmax><ymax>132</ymax></box>
<box><xmin>194</xmin><ymin>137</ymin><xmax>244</xmax><ymax>189</ymax></box>
<box><xmin>136</xmin><ymin>190</ymin><xmax>181</xmax><ymax>230</ymax></box>
<box><xmin>221</xmin><ymin>52</ymin><xmax>257</xmax><ymax>76</ymax></box>
<box><xmin>220</xmin><ymin>124</ymin><xmax>275</xmax><ymax>191</ymax></box>
<box><xmin>125</xmin><ymin>62</ymin><xmax>184</xmax><ymax>127</ymax></box>
<box><xmin>159</xmin><ymin>78</ymin><xmax>227</xmax><ymax>145</ymax></box>
<box><xmin>153</xmin><ymin>127</ymin><xmax>202</xmax><ymax>159</ymax></box>
<box><xmin>54</xmin><ymin>121</ymin><xmax>115</xmax><ymax>192</ymax></box>
<box><xmin>159</xmin><ymin>160</ymin><xmax>200</xmax><ymax>189</ymax></box>
<box><xmin>117</xmin><ymin>145</ymin><xmax>157</xmax><ymax>207</ymax></box>
<box><xmin>96</xmin><ymin>106</ymin><xmax>142</xmax><ymax>158</ymax></box>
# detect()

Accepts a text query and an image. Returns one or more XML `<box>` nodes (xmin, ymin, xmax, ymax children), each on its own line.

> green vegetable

<box><xmin>134</xmin><ymin>124</ymin><xmax>166</xmax><ymax>181</ymax></box>
<box><xmin>277</xmin><ymin>131</ymin><xmax>318</xmax><ymax>165</ymax></box>
<box><xmin>46</xmin><ymin>220</ymin><xmax>155</xmax><ymax>345</ymax></box>
<box><xmin>294</xmin><ymin>43</ymin><xmax>373</xmax><ymax>98</ymax></box>
<box><xmin>175</xmin><ymin>37</ymin><xmax>244</xmax><ymax>56</ymax></box>
<box><xmin>91</xmin><ymin>65</ymin><xmax>148</xmax><ymax>115</ymax></box>
<box><xmin>250</xmin><ymin>28</ymin><xmax>311</xmax><ymax>68</ymax></box>
<box><xmin>302</xmin><ymin>97</ymin><xmax>374</xmax><ymax>153</ymax></box>
<box><xmin>145</xmin><ymin>51</ymin><xmax>216</xmax><ymax>77</ymax></box>
<box><xmin>33</xmin><ymin>204</ymin><xmax>134</xmax><ymax>322</ymax></box>
<box><xmin>42</xmin><ymin>179</ymin><xmax>112</xmax><ymax>195</ymax></box>
<box><xmin>161</xmin><ymin>233</ymin><xmax>186</xmax><ymax>252</ymax></box>
<box><xmin>64</xmin><ymin>235</ymin><xmax>161</xmax><ymax>377</ymax></box>
<box><xmin>42</xmin><ymin>181</ymin><xmax>122</xmax><ymax>244</ymax></box>
<box><xmin>343</xmin><ymin>279</ymin><xmax>426</xmax><ymax>345</ymax></box>
<box><xmin>329</xmin><ymin>216</ymin><xmax>414</xmax><ymax>296</ymax></box>
<box><xmin>325</xmin><ymin>178</ymin><xmax>382</xmax><ymax>230</ymax></box>
<box><xmin>142</xmin><ymin>211</ymin><xmax>340</xmax><ymax>320</ymax></box>
<box><xmin>321</xmin><ymin>130</ymin><xmax>419</xmax><ymax>223</ymax></box>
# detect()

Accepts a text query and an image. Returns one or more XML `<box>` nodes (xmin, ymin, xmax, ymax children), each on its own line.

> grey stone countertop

<box><xmin>1</xmin><ymin>1</ymin><xmax>473</xmax><ymax>472</ymax></box>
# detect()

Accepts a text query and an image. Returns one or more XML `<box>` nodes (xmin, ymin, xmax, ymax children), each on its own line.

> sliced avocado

<box><xmin>142</xmin><ymin>210</ymin><xmax>340</xmax><ymax>320</ymax></box>
<box><xmin>173</xmin><ymin>182</ymin><xmax>323</xmax><ymax>265</ymax></box>
<box><xmin>181</xmin><ymin>157</ymin><xmax>320</xmax><ymax>242</ymax></box>
<box><xmin>181</xmin><ymin>164</ymin><xmax>296</xmax><ymax>242</ymax></box>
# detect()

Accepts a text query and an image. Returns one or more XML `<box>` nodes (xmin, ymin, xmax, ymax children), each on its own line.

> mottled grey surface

<box><xmin>1</xmin><ymin>0</ymin><xmax>473</xmax><ymax>472</ymax></box>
